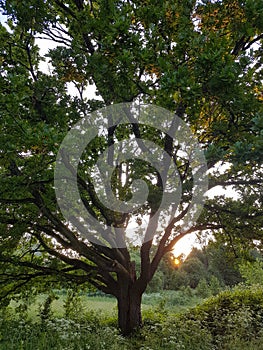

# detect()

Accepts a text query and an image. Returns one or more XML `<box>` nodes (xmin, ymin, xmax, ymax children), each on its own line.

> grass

<box><xmin>9</xmin><ymin>294</ymin><xmax>117</xmax><ymax>319</ymax></box>
<box><xmin>49</xmin><ymin>294</ymin><xmax>118</xmax><ymax>315</ymax></box>
<box><xmin>9</xmin><ymin>289</ymin><xmax>198</xmax><ymax>321</ymax></box>
<box><xmin>9</xmin><ymin>294</ymin><xmax>155</xmax><ymax>323</ymax></box>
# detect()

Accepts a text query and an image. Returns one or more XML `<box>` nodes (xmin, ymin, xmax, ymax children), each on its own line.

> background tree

<box><xmin>0</xmin><ymin>0</ymin><xmax>262</xmax><ymax>335</ymax></box>
<box><xmin>155</xmin><ymin>244</ymin><xmax>241</xmax><ymax>291</ymax></box>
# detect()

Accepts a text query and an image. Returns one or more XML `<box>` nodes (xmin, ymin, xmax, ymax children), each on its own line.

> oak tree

<box><xmin>0</xmin><ymin>0</ymin><xmax>262</xmax><ymax>335</ymax></box>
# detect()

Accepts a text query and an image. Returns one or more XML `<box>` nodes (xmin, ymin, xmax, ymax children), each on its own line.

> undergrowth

<box><xmin>0</xmin><ymin>285</ymin><xmax>263</xmax><ymax>350</ymax></box>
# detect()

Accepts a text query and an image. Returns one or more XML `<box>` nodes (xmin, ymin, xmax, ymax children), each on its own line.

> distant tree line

<box><xmin>146</xmin><ymin>242</ymin><xmax>261</xmax><ymax>293</ymax></box>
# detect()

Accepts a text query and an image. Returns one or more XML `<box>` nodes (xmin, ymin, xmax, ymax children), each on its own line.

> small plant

<box><xmin>63</xmin><ymin>289</ymin><xmax>83</xmax><ymax>320</ymax></box>
<box><xmin>38</xmin><ymin>291</ymin><xmax>58</xmax><ymax>324</ymax></box>
<box><xmin>12</xmin><ymin>290</ymin><xmax>36</xmax><ymax>322</ymax></box>
<box><xmin>196</xmin><ymin>278</ymin><xmax>212</xmax><ymax>298</ymax></box>
<box><xmin>209</xmin><ymin>276</ymin><xmax>222</xmax><ymax>296</ymax></box>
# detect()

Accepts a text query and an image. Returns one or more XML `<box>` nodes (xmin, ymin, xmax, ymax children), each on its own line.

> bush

<box><xmin>142</xmin><ymin>289</ymin><xmax>196</xmax><ymax>308</ymax></box>
<box><xmin>181</xmin><ymin>284</ymin><xmax>263</xmax><ymax>347</ymax></box>
<box><xmin>63</xmin><ymin>289</ymin><xmax>83</xmax><ymax>320</ymax></box>
<box><xmin>38</xmin><ymin>291</ymin><xmax>58</xmax><ymax>324</ymax></box>
<box><xmin>196</xmin><ymin>278</ymin><xmax>212</xmax><ymax>298</ymax></box>
<box><xmin>196</xmin><ymin>276</ymin><xmax>222</xmax><ymax>298</ymax></box>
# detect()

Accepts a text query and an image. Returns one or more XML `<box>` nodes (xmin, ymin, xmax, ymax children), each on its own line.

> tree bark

<box><xmin>117</xmin><ymin>278</ymin><xmax>143</xmax><ymax>336</ymax></box>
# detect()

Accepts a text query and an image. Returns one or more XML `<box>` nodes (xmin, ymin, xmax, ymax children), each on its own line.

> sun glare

<box><xmin>172</xmin><ymin>257</ymin><xmax>180</xmax><ymax>266</ymax></box>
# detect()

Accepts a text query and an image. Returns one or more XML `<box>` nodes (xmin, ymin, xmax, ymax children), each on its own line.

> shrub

<box><xmin>196</xmin><ymin>278</ymin><xmax>212</xmax><ymax>298</ymax></box>
<box><xmin>38</xmin><ymin>291</ymin><xmax>58</xmax><ymax>324</ymax></box>
<box><xmin>196</xmin><ymin>276</ymin><xmax>222</xmax><ymax>298</ymax></box>
<box><xmin>63</xmin><ymin>289</ymin><xmax>83</xmax><ymax>320</ymax></box>
<box><xmin>181</xmin><ymin>284</ymin><xmax>263</xmax><ymax>347</ymax></box>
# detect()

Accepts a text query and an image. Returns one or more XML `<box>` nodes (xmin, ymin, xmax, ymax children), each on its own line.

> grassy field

<box><xmin>9</xmin><ymin>289</ymin><xmax>201</xmax><ymax>320</ymax></box>
<box><xmin>39</xmin><ymin>294</ymin><xmax>117</xmax><ymax>317</ymax></box>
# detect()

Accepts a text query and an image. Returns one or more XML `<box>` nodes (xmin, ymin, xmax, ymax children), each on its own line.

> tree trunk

<box><xmin>117</xmin><ymin>280</ymin><xmax>143</xmax><ymax>336</ymax></box>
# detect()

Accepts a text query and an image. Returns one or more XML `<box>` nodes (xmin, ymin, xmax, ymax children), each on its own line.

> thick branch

<box><xmin>208</xmin><ymin>177</ymin><xmax>263</xmax><ymax>190</ymax></box>
<box><xmin>165</xmin><ymin>224</ymin><xmax>222</xmax><ymax>253</ymax></box>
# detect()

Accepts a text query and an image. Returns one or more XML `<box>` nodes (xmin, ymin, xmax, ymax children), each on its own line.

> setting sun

<box><xmin>172</xmin><ymin>257</ymin><xmax>180</xmax><ymax>266</ymax></box>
